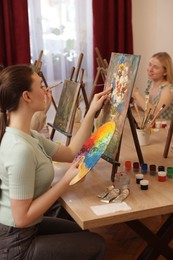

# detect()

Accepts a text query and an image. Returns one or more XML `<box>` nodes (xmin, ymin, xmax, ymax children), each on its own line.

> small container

<box><xmin>125</xmin><ymin>160</ymin><xmax>131</xmax><ymax>171</ymax></box>
<box><xmin>114</xmin><ymin>171</ymin><xmax>130</xmax><ymax>190</ymax></box>
<box><xmin>149</xmin><ymin>164</ymin><xmax>157</xmax><ymax>176</ymax></box>
<box><xmin>136</xmin><ymin>128</ymin><xmax>150</xmax><ymax>146</ymax></box>
<box><xmin>141</xmin><ymin>163</ymin><xmax>148</xmax><ymax>174</ymax></box>
<box><xmin>167</xmin><ymin>167</ymin><xmax>173</xmax><ymax>179</ymax></box>
<box><xmin>158</xmin><ymin>165</ymin><xmax>165</xmax><ymax>172</ymax></box>
<box><xmin>140</xmin><ymin>179</ymin><xmax>149</xmax><ymax>190</ymax></box>
<box><xmin>162</xmin><ymin>120</ymin><xmax>167</xmax><ymax>128</ymax></box>
<box><xmin>155</xmin><ymin>120</ymin><xmax>162</xmax><ymax>129</ymax></box>
<box><xmin>136</xmin><ymin>173</ymin><xmax>144</xmax><ymax>184</ymax></box>
<box><xmin>133</xmin><ymin>162</ymin><xmax>140</xmax><ymax>172</ymax></box>
<box><xmin>158</xmin><ymin>171</ymin><xmax>166</xmax><ymax>182</ymax></box>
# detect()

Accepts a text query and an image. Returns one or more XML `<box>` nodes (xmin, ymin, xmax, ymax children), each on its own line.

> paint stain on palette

<box><xmin>70</xmin><ymin>121</ymin><xmax>116</xmax><ymax>185</ymax></box>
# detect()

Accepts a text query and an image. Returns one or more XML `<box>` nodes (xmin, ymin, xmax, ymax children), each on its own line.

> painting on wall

<box><xmin>53</xmin><ymin>79</ymin><xmax>81</xmax><ymax>134</ymax></box>
<box><xmin>96</xmin><ymin>53</ymin><xmax>141</xmax><ymax>160</ymax></box>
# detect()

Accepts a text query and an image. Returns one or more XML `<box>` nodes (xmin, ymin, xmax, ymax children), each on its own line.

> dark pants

<box><xmin>0</xmin><ymin>217</ymin><xmax>105</xmax><ymax>260</ymax></box>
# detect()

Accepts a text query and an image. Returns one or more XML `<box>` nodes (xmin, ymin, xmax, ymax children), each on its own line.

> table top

<box><xmin>56</xmin><ymin>160</ymin><xmax>173</xmax><ymax>230</ymax></box>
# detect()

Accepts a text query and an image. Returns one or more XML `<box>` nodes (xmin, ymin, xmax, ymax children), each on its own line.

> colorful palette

<box><xmin>70</xmin><ymin>121</ymin><xmax>116</xmax><ymax>185</ymax></box>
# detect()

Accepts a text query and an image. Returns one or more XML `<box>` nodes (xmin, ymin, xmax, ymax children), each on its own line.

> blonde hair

<box><xmin>152</xmin><ymin>52</ymin><xmax>173</xmax><ymax>83</ymax></box>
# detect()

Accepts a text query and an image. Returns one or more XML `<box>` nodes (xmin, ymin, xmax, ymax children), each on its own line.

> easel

<box><xmin>89</xmin><ymin>47</ymin><xmax>108</xmax><ymax>105</ymax></box>
<box><xmin>163</xmin><ymin>116</ymin><xmax>173</xmax><ymax>158</ymax></box>
<box><xmin>90</xmin><ymin>50</ymin><xmax>144</xmax><ymax>181</ymax></box>
<box><xmin>48</xmin><ymin>53</ymin><xmax>89</xmax><ymax>145</ymax></box>
<box><xmin>111</xmin><ymin>107</ymin><xmax>144</xmax><ymax>182</ymax></box>
<box><xmin>100</xmin><ymin>106</ymin><xmax>144</xmax><ymax>182</ymax></box>
<box><xmin>33</xmin><ymin>50</ymin><xmax>57</xmax><ymax>110</ymax></box>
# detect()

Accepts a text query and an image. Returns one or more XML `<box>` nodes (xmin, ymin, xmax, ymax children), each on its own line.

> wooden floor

<box><xmin>47</xmin><ymin>106</ymin><xmax>173</xmax><ymax>260</ymax></box>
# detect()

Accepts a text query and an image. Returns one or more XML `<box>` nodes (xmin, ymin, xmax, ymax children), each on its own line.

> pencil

<box><xmin>49</xmin><ymin>81</ymin><xmax>63</xmax><ymax>89</ymax></box>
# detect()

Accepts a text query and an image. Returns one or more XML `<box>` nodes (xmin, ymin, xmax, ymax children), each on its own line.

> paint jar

<box><xmin>158</xmin><ymin>171</ymin><xmax>166</xmax><ymax>182</ymax></box>
<box><xmin>140</xmin><ymin>179</ymin><xmax>149</xmax><ymax>190</ymax></box>
<box><xmin>141</xmin><ymin>163</ymin><xmax>148</xmax><ymax>174</ymax></box>
<box><xmin>162</xmin><ymin>120</ymin><xmax>167</xmax><ymax>128</ymax></box>
<box><xmin>155</xmin><ymin>120</ymin><xmax>162</xmax><ymax>129</ymax></box>
<box><xmin>149</xmin><ymin>164</ymin><xmax>157</xmax><ymax>176</ymax></box>
<box><xmin>136</xmin><ymin>173</ymin><xmax>144</xmax><ymax>184</ymax></box>
<box><xmin>158</xmin><ymin>165</ymin><xmax>165</xmax><ymax>172</ymax></box>
<box><xmin>133</xmin><ymin>162</ymin><xmax>140</xmax><ymax>173</ymax></box>
<box><xmin>125</xmin><ymin>160</ymin><xmax>131</xmax><ymax>171</ymax></box>
<box><xmin>136</xmin><ymin>128</ymin><xmax>150</xmax><ymax>146</ymax></box>
<box><xmin>114</xmin><ymin>171</ymin><xmax>130</xmax><ymax>190</ymax></box>
<box><xmin>167</xmin><ymin>167</ymin><xmax>173</xmax><ymax>179</ymax></box>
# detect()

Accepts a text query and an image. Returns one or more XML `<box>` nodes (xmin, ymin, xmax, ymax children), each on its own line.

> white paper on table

<box><xmin>90</xmin><ymin>202</ymin><xmax>131</xmax><ymax>216</ymax></box>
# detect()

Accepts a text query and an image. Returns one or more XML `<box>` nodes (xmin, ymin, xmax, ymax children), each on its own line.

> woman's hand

<box><xmin>62</xmin><ymin>157</ymin><xmax>84</xmax><ymax>184</ymax></box>
<box><xmin>44</xmin><ymin>88</ymin><xmax>52</xmax><ymax>113</ymax></box>
<box><xmin>89</xmin><ymin>87</ymin><xmax>112</xmax><ymax>115</ymax></box>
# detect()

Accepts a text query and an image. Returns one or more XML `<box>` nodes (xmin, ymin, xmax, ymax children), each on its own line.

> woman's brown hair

<box><xmin>0</xmin><ymin>64</ymin><xmax>34</xmax><ymax>142</ymax></box>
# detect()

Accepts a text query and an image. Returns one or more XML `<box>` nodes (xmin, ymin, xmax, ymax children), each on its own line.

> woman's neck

<box><xmin>9</xmin><ymin>110</ymin><xmax>33</xmax><ymax>135</ymax></box>
<box><xmin>151</xmin><ymin>79</ymin><xmax>167</xmax><ymax>88</ymax></box>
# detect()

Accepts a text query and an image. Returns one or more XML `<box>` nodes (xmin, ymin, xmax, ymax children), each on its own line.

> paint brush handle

<box><xmin>133</xmin><ymin>102</ymin><xmax>141</xmax><ymax>126</ymax></box>
<box><xmin>143</xmin><ymin>108</ymin><xmax>152</xmax><ymax>129</ymax></box>
<box><xmin>144</xmin><ymin>92</ymin><xmax>150</xmax><ymax>112</ymax></box>
<box><xmin>49</xmin><ymin>81</ymin><xmax>63</xmax><ymax>89</ymax></box>
<box><xmin>147</xmin><ymin>104</ymin><xmax>166</xmax><ymax>127</ymax></box>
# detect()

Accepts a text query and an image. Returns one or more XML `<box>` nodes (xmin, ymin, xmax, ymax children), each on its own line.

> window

<box><xmin>28</xmin><ymin>0</ymin><xmax>93</xmax><ymax>97</ymax></box>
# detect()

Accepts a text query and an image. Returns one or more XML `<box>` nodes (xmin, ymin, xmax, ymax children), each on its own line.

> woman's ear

<box><xmin>22</xmin><ymin>91</ymin><xmax>32</xmax><ymax>103</ymax></box>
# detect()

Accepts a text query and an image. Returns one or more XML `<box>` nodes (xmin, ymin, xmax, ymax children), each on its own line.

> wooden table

<box><xmin>55</xmin><ymin>161</ymin><xmax>173</xmax><ymax>259</ymax></box>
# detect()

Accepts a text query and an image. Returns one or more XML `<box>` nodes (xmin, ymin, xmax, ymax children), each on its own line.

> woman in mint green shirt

<box><xmin>0</xmin><ymin>65</ymin><xmax>111</xmax><ymax>260</ymax></box>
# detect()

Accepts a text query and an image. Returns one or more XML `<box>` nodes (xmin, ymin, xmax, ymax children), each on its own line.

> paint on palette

<box><xmin>70</xmin><ymin>121</ymin><xmax>116</xmax><ymax>185</ymax></box>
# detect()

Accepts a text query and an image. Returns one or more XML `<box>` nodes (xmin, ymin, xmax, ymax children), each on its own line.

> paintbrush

<box><xmin>147</xmin><ymin>104</ymin><xmax>166</xmax><ymax>128</ymax></box>
<box><xmin>49</xmin><ymin>81</ymin><xmax>63</xmax><ymax>89</ymax></box>
<box><xmin>144</xmin><ymin>91</ymin><xmax>150</xmax><ymax>113</ymax></box>
<box><xmin>151</xmin><ymin>98</ymin><xmax>160</xmax><ymax>119</ymax></box>
<box><xmin>133</xmin><ymin>102</ymin><xmax>141</xmax><ymax>127</ymax></box>
<box><xmin>143</xmin><ymin>108</ymin><xmax>152</xmax><ymax>129</ymax></box>
<box><xmin>140</xmin><ymin>90</ymin><xmax>150</xmax><ymax>129</ymax></box>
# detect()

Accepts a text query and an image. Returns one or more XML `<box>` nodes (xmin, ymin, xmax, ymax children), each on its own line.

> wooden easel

<box><xmin>33</xmin><ymin>50</ymin><xmax>57</xmax><ymax>110</ymax></box>
<box><xmin>163</xmin><ymin>116</ymin><xmax>173</xmax><ymax>158</ymax></box>
<box><xmin>90</xmin><ymin>50</ymin><xmax>144</xmax><ymax>181</ymax></box>
<box><xmin>109</xmin><ymin>106</ymin><xmax>144</xmax><ymax>182</ymax></box>
<box><xmin>48</xmin><ymin>53</ymin><xmax>89</xmax><ymax>145</ymax></box>
<box><xmin>89</xmin><ymin>47</ymin><xmax>108</xmax><ymax>105</ymax></box>
<box><xmin>100</xmin><ymin>106</ymin><xmax>144</xmax><ymax>182</ymax></box>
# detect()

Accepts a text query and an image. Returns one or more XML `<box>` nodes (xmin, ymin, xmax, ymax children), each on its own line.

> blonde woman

<box><xmin>133</xmin><ymin>52</ymin><xmax>173</xmax><ymax>120</ymax></box>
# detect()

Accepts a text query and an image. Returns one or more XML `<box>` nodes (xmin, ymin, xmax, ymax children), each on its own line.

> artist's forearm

<box><xmin>12</xmin><ymin>175</ymin><xmax>70</xmax><ymax>228</ymax></box>
<box><xmin>69</xmin><ymin>111</ymin><xmax>95</xmax><ymax>155</ymax></box>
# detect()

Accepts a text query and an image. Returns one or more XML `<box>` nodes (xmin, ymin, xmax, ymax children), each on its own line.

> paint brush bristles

<box><xmin>147</xmin><ymin>104</ymin><xmax>166</xmax><ymax>128</ymax></box>
<box><xmin>50</xmin><ymin>81</ymin><xmax>63</xmax><ymax>89</ymax></box>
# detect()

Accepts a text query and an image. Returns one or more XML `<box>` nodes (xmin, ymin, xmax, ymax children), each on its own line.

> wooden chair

<box><xmin>163</xmin><ymin>116</ymin><xmax>173</xmax><ymax>158</ymax></box>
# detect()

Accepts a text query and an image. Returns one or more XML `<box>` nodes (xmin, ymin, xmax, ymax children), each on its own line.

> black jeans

<box><xmin>0</xmin><ymin>217</ymin><xmax>105</xmax><ymax>260</ymax></box>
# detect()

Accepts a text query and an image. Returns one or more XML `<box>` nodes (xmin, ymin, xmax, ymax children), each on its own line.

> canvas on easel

<box><xmin>48</xmin><ymin>53</ymin><xmax>89</xmax><ymax>145</ymax></box>
<box><xmin>96</xmin><ymin>52</ymin><xmax>141</xmax><ymax>161</ymax></box>
<box><xmin>52</xmin><ymin>79</ymin><xmax>81</xmax><ymax>134</ymax></box>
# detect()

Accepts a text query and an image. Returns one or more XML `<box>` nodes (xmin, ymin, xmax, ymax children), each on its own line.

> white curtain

<box><xmin>28</xmin><ymin>0</ymin><xmax>93</xmax><ymax>99</ymax></box>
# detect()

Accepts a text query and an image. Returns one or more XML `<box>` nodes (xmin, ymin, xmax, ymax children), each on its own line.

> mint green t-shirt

<box><xmin>0</xmin><ymin>127</ymin><xmax>58</xmax><ymax>227</ymax></box>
